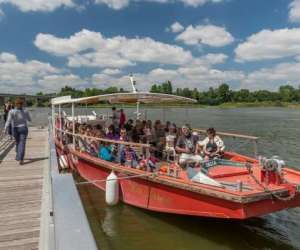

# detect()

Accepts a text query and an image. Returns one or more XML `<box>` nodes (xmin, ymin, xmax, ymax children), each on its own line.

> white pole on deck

<box><xmin>136</xmin><ymin>101</ymin><xmax>140</xmax><ymax>120</ymax></box>
<box><xmin>72</xmin><ymin>102</ymin><xmax>75</xmax><ymax>147</ymax></box>
<box><xmin>58</xmin><ymin>104</ymin><xmax>62</xmax><ymax>141</ymax></box>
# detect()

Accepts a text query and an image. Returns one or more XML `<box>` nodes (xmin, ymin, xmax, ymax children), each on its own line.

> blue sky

<box><xmin>0</xmin><ymin>0</ymin><xmax>300</xmax><ymax>93</ymax></box>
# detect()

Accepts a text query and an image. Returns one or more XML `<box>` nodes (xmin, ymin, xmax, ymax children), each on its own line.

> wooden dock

<box><xmin>0</xmin><ymin>128</ymin><xmax>48</xmax><ymax>250</ymax></box>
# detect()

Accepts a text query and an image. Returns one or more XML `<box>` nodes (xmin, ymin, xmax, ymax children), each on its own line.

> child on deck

<box><xmin>99</xmin><ymin>142</ymin><xmax>115</xmax><ymax>162</ymax></box>
<box><xmin>120</xmin><ymin>144</ymin><xmax>139</xmax><ymax>168</ymax></box>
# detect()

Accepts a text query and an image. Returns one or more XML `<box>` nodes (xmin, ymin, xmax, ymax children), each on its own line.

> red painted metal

<box><xmin>55</xmin><ymin>141</ymin><xmax>300</xmax><ymax>219</ymax></box>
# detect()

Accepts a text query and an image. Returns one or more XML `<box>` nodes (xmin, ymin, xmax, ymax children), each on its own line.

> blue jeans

<box><xmin>13</xmin><ymin>126</ymin><xmax>28</xmax><ymax>161</ymax></box>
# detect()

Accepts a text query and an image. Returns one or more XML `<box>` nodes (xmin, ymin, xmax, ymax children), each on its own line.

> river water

<box><xmin>30</xmin><ymin>107</ymin><xmax>300</xmax><ymax>250</ymax></box>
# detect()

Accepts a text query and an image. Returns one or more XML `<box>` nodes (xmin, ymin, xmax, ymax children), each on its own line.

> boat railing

<box><xmin>193</xmin><ymin>128</ymin><xmax>259</xmax><ymax>158</ymax></box>
<box><xmin>54</xmin><ymin>126</ymin><xmax>151</xmax><ymax>163</ymax></box>
<box><xmin>55</xmin><ymin>127</ymin><xmax>150</xmax><ymax>148</ymax></box>
<box><xmin>193</xmin><ymin>128</ymin><xmax>259</xmax><ymax>140</ymax></box>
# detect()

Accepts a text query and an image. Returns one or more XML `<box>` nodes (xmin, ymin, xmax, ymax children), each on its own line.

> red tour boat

<box><xmin>51</xmin><ymin>80</ymin><xmax>300</xmax><ymax>220</ymax></box>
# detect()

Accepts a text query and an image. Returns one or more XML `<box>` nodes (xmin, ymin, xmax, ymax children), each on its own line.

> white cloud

<box><xmin>0</xmin><ymin>52</ymin><xmax>90</xmax><ymax>94</ymax></box>
<box><xmin>0</xmin><ymin>50</ymin><xmax>231</xmax><ymax>93</ymax></box>
<box><xmin>94</xmin><ymin>0</ymin><xmax>223</xmax><ymax>9</ymax></box>
<box><xmin>38</xmin><ymin>74</ymin><xmax>85</xmax><ymax>92</ymax></box>
<box><xmin>241</xmin><ymin>62</ymin><xmax>300</xmax><ymax>90</ymax></box>
<box><xmin>0</xmin><ymin>52</ymin><xmax>59</xmax><ymax>87</ymax></box>
<box><xmin>235</xmin><ymin>28</ymin><xmax>300</xmax><ymax>62</ymax></box>
<box><xmin>289</xmin><ymin>0</ymin><xmax>300</xmax><ymax>23</ymax></box>
<box><xmin>169</xmin><ymin>22</ymin><xmax>184</xmax><ymax>33</ymax></box>
<box><xmin>68</xmin><ymin>51</ymin><xmax>134</xmax><ymax>68</ymax></box>
<box><xmin>176</xmin><ymin>24</ymin><xmax>234</xmax><ymax>47</ymax></box>
<box><xmin>34</xmin><ymin>29</ymin><xmax>103</xmax><ymax>56</ymax></box>
<box><xmin>0</xmin><ymin>0</ymin><xmax>76</xmax><ymax>12</ymax></box>
<box><xmin>179</xmin><ymin>0</ymin><xmax>222</xmax><ymax>8</ymax></box>
<box><xmin>34</xmin><ymin>29</ymin><xmax>235</xmax><ymax>91</ymax></box>
<box><xmin>0</xmin><ymin>52</ymin><xmax>17</xmax><ymax>62</ymax></box>
<box><xmin>199</xmin><ymin>53</ymin><xmax>228</xmax><ymax>65</ymax></box>
<box><xmin>92</xmin><ymin>61</ymin><xmax>244</xmax><ymax>91</ymax></box>
<box><xmin>102</xmin><ymin>68</ymin><xmax>122</xmax><ymax>75</ymax></box>
<box><xmin>35</xmin><ymin>29</ymin><xmax>194</xmax><ymax>68</ymax></box>
<box><xmin>0</xmin><ymin>8</ymin><xmax>4</xmax><ymax>20</ymax></box>
<box><xmin>0</xmin><ymin>0</ymin><xmax>223</xmax><ymax>14</ymax></box>
<box><xmin>95</xmin><ymin>0</ymin><xmax>129</xmax><ymax>10</ymax></box>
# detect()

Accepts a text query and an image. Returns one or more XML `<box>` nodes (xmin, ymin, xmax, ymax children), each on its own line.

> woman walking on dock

<box><xmin>4</xmin><ymin>98</ymin><xmax>31</xmax><ymax>165</ymax></box>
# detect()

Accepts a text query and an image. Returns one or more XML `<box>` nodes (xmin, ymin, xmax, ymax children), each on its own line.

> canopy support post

<box><xmin>136</xmin><ymin>101</ymin><xmax>140</xmax><ymax>120</ymax></box>
<box><xmin>72</xmin><ymin>103</ymin><xmax>75</xmax><ymax>147</ymax></box>
<box><xmin>58</xmin><ymin>104</ymin><xmax>62</xmax><ymax>141</ymax></box>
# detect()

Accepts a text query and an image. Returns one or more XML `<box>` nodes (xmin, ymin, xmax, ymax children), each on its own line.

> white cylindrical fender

<box><xmin>59</xmin><ymin>155</ymin><xmax>69</xmax><ymax>169</ymax></box>
<box><xmin>105</xmin><ymin>171</ymin><xmax>119</xmax><ymax>206</ymax></box>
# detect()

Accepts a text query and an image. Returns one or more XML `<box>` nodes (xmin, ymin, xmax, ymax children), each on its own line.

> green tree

<box><xmin>217</xmin><ymin>83</ymin><xmax>232</xmax><ymax>103</ymax></box>
<box><xmin>279</xmin><ymin>85</ymin><xmax>295</xmax><ymax>102</ymax></box>
<box><xmin>150</xmin><ymin>84</ymin><xmax>158</xmax><ymax>93</ymax></box>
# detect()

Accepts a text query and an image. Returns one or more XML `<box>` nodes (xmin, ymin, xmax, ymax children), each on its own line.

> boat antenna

<box><xmin>129</xmin><ymin>73</ymin><xmax>137</xmax><ymax>93</ymax></box>
<box><xmin>130</xmin><ymin>73</ymin><xmax>141</xmax><ymax>119</ymax></box>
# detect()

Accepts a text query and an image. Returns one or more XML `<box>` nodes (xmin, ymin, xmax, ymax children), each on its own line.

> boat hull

<box><xmin>57</xmin><ymin>145</ymin><xmax>300</xmax><ymax>220</ymax></box>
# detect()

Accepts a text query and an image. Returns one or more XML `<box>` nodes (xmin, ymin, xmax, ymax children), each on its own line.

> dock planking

<box><xmin>0</xmin><ymin>128</ymin><xmax>48</xmax><ymax>250</ymax></box>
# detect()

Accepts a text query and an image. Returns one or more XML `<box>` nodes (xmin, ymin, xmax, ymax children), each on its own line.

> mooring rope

<box><xmin>75</xmin><ymin>171</ymin><xmax>158</xmax><ymax>186</ymax></box>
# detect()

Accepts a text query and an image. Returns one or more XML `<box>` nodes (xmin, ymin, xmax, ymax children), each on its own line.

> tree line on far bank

<box><xmin>34</xmin><ymin>82</ymin><xmax>300</xmax><ymax>106</ymax></box>
<box><xmin>150</xmin><ymin>81</ymin><xmax>300</xmax><ymax>105</ymax></box>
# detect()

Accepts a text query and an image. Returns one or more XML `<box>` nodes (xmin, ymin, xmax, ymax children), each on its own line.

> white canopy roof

<box><xmin>51</xmin><ymin>92</ymin><xmax>197</xmax><ymax>105</ymax></box>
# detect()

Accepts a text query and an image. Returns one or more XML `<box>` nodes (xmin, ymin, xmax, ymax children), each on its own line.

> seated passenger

<box><xmin>165</xmin><ymin>124</ymin><xmax>177</xmax><ymax>160</ymax></box>
<box><xmin>120</xmin><ymin>144</ymin><xmax>139</xmax><ymax>168</ymax></box>
<box><xmin>106</xmin><ymin>124</ymin><xmax>119</xmax><ymax>140</ymax></box>
<box><xmin>115</xmin><ymin>128</ymin><xmax>129</xmax><ymax>162</ymax></box>
<box><xmin>166</xmin><ymin>124</ymin><xmax>177</xmax><ymax>149</ymax></box>
<box><xmin>124</xmin><ymin>119</ymin><xmax>134</xmax><ymax>132</ymax></box>
<box><xmin>130</xmin><ymin>127</ymin><xmax>140</xmax><ymax>143</ymax></box>
<box><xmin>147</xmin><ymin>152</ymin><xmax>159</xmax><ymax>172</ymax></box>
<box><xmin>164</xmin><ymin>121</ymin><xmax>171</xmax><ymax>133</ymax></box>
<box><xmin>77</xmin><ymin>126</ymin><xmax>89</xmax><ymax>152</ymax></box>
<box><xmin>153</xmin><ymin>120</ymin><xmax>165</xmax><ymax>139</ymax></box>
<box><xmin>89</xmin><ymin>141</ymin><xmax>99</xmax><ymax>157</ymax></box>
<box><xmin>99</xmin><ymin>142</ymin><xmax>115</xmax><ymax>161</ymax></box>
<box><xmin>141</xmin><ymin>124</ymin><xmax>153</xmax><ymax>143</ymax></box>
<box><xmin>119</xmin><ymin>128</ymin><xmax>129</xmax><ymax>142</ymax></box>
<box><xmin>175</xmin><ymin>124</ymin><xmax>202</xmax><ymax>167</ymax></box>
<box><xmin>198</xmin><ymin>127</ymin><xmax>225</xmax><ymax>160</ymax></box>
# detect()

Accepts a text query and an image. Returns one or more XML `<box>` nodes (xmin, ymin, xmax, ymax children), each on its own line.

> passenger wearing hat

<box><xmin>4</xmin><ymin>98</ymin><xmax>31</xmax><ymax>165</ymax></box>
<box><xmin>198</xmin><ymin>127</ymin><xmax>225</xmax><ymax>160</ymax></box>
<box><xmin>175</xmin><ymin>124</ymin><xmax>202</xmax><ymax>167</ymax></box>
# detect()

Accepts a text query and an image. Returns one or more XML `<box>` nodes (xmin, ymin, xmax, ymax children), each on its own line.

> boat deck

<box><xmin>0</xmin><ymin>128</ymin><xmax>48</xmax><ymax>250</ymax></box>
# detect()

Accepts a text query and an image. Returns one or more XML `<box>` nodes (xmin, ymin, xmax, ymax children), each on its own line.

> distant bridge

<box><xmin>0</xmin><ymin>93</ymin><xmax>56</xmax><ymax>106</ymax></box>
